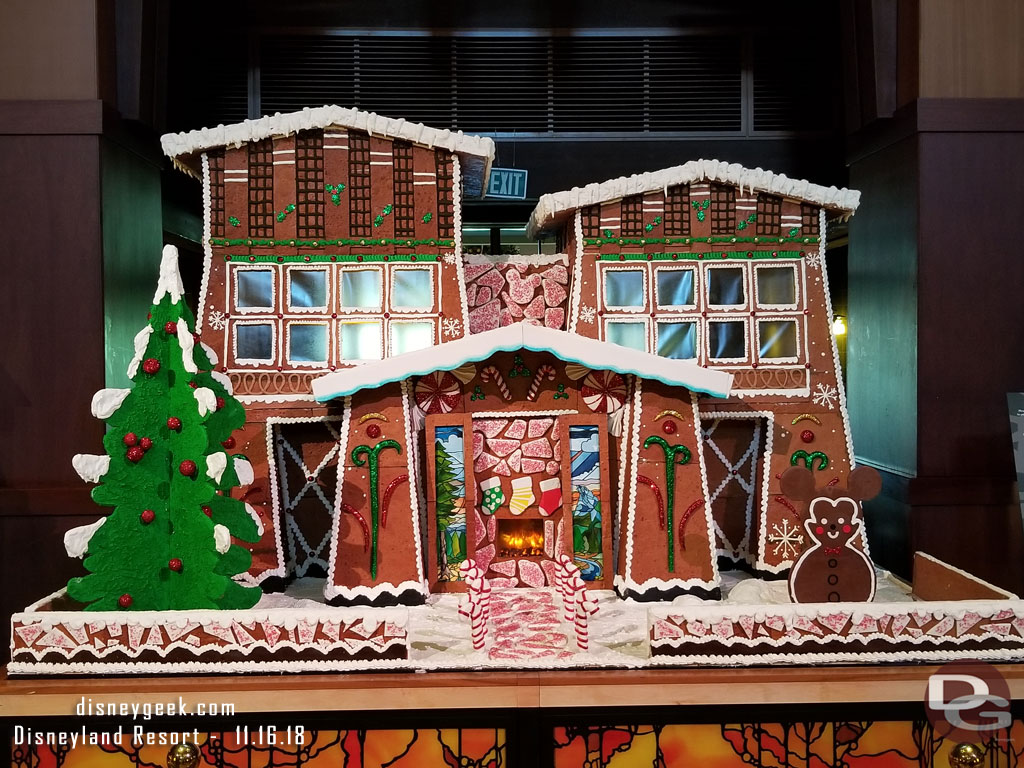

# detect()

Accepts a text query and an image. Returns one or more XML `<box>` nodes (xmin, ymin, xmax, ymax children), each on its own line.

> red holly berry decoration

<box><xmin>126</xmin><ymin>446</ymin><xmax>145</xmax><ymax>463</ymax></box>
<box><xmin>123</xmin><ymin>432</ymin><xmax>138</xmax><ymax>447</ymax></box>
<box><xmin>139</xmin><ymin>437</ymin><xmax>153</xmax><ymax>451</ymax></box>
<box><xmin>142</xmin><ymin>358</ymin><xmax>160</xmax><ymax>375</ymax></box>
<box><xmin>163</xmin><ymin>321</ymin><xmax>177</xmax><ymax>334</ymax></box>
<box><xmin>179</xmin><ymin>459</ymin><xmax>197</xmax><ymax>476</ymax></box>
<box><xmin>118</xmin><ymin>594</ymin><xmax>133</xmax><ymax>608</ymax></box>
<box><xmin>662</xmin><ymin>420</ymin><xmax>677</xmax><ymax>435</ymax></box>
<box><xmin>216</xmin><ymin>397</ymin><xmax>225</xmax><ymax>410</ymax></box>
<box><xmin>188</xmin><ymin>381</ymin><xmax>197</xmax><ymax>389</ymax></box>
<box><xmin>167</xmin><ymin>416</ymin><xmax>182</xmax><ymax>430</ymax></box>
<box><xmin>201</xmin><ymin>505</ymin><xmax>212</xmax><ymax>517</ymax></box>
<box><xmin>221</xmin><ymin>436</ymin><xmax>236</xmax><ymax>449</ymax></box>
<box><xmin>168</xmin><ymin>558</ymin><xmax>183</xmax><ymax>572</ymax></box>
<box><xmin>800</xmin><ymin>429</ymin><xmax>815</xmax><ymax>444</ymax></box>
<box><xmin>140</xmin><ymin>509</ymin><xmax>155</xmax><ymax>524</ymax></box>
<box><xmin>366</xmin><ymin>424</ymin><xmax>381</xmax><ymax>439</ymax></box>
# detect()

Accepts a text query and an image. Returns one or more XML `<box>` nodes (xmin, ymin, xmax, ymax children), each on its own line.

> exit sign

<box><xmin>486</xmin><ymin>167</ymin><xmax>528</xmax><ymax>200</ymax></box>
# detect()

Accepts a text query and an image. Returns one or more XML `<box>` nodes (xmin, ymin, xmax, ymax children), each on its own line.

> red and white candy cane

<box><xmin>526</xmin><ymin>364</ymin><xmax>557</xmax><ymax>401</ymax></box>
<box><xmin>574</xmin><ymin>591</ymin><xmax>600</xmax><ymax>651</ymax></box>
<box><xmin>480</xmin><ymin>365</ymin><xmax>511</xmax><ymax>401</ymax></box>
<box><xmin>468</xmin><ymin>602</ymin><xmax>487</xmax><ymax>650</ymax></box>
<box><xmin>563</xmin><ymin>569</ymin><xmax>585</xmax><ymax>624</ymax></box>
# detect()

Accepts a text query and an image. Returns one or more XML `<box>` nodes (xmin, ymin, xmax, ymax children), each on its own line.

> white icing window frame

<box><xmin>388</xmin><ymin>317</ymin><xmax>437</xmax><ymax>356</ymax></box>
<box><xmin>285</xmin><ymin>265</ymin><xmax>331</xmax><ymax>314</ymax></box>
<box><xmin>232</xmin><ymin>265</ymin><xmax>278</xmax><ymax>315</ymax></box>
<box><xmin>653</xmin><ymin>317</ymin><xmax>702</xmax><ymax>363</ymax></box>
<box><xmin>337</xmin><ymin>316</ymin><xmax>385</xmax><ymax>364</ymax></box>
<box><xmin>653</xmin><ymin>265</ymin><xmax>699</xmax><ymax>312</ymax></box>
<box><xmin>602</xmin><ymin>316</ymin><xmax>651</xmax><ymax>353</ymax></box>
<box><xmin>753</xmin><ymin>263</ymin><xmax>800</xmax><ymax>311</ymax></box>
<box><xmin>285</xmin><ymin>320</ymin><xmax>332</xmax><ymax>368</ymax></box>
<box><xmin>600</xmin><ymin>264</ymin><xmax>649</xmax><ymax>313</ymax></box>
<box><xmin>231</xmin><ymin>319</ymin><xmax>278</xmax><ymax>367</ymax></box>
<box><xmin>754</xmin><ymin>315</ymin><xmax>804</xmax><ymax>366</ymax></box>
<box><xmin>704</xmin><ymin>316</ymin><xmax>749</xmax><ymax>365</ymax></box>
<box><xmin>389</xmin><ymin>264</ymin><xmax>437</xmax><ymax>314</ymax></box>
<box><xmin>703</xmin><ymin>262</ymin><xmax>750</xmax><ymax>311</ymax></box>
<box><xmin>338</xmin><ymin>265</ymin><xmax>385</xmax><ymax>314</ymax></box>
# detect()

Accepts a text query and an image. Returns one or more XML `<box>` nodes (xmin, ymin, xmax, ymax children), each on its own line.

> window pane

<box><xmin>392</xmin><ymin>268</ymin><xmax>433</xmax><ymax>309</ymax></box>
<box><xmin>341</xmin><ymin>269</ymin><xmax>383</xmax><ymax>309</ymax></box>
<box><xmin>657</xmin><ymin>322</ymin><xmax>697</xmax><ymax>359</ymax></box>
<box><xmin>756</xmin><ymin>267</ymin><xmax>796</xmax><ymax>306</ymax></box>
<box><xmin>656</xmin><ymin>269</ymin><xmax>695</xmax><ymax>307</ymax></box>
<box><xmin>288</xmin><ymin>323</ymin><xmax>328</xmax><ymax>363</ymax></box>
<box><xmin>758</xmin><ymin>320</ymin><xmax>798</xmax><ymax>358</ymax></box>
<box><xmin>708</xmin><ymin>320</ymin><xmax>746</xmax><ymax>359</ymax></box>
<box><xmin>707</xmin><ymin>267</ymin><xmax>746</xmax><ymax>306</ymax></box>
<box><xmin>606</xmin><ymin>321</ymin><xmax>647</xmax><ymax>351</ymax></box>
<box><xmin>236</xmin><ymin>270</ymin><xmax>274</xmax><ymax>309</ymax></box>
<box><xmin>289</xmin><ymin>269</ymin><xmax>328</xmax><ymax>309</ymax></box>
<box><xmin>236</xmin><ymin>323</ymin><xmax>274</xmax><ymax>361</ymax></box>
<box><xmin>340</xmin><ymin>321</ymin><xmax>382</xmax><ymax>360</ymax></box>
<box><xmin>604</xmin><ymin>270</ymin><xmax>645</xmax><ymax>307</ymax></box>
<box><xmin>391</xmin><ymin>322</ymin><xmax>434</xmax><ymax>355</ymax></box>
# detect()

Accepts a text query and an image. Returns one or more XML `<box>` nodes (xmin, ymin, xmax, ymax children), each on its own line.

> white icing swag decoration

<box><xmin>201</xmin><ymin>342</ymin><xmax>219</xmax><ymax>366</ymax></box>
<box><xmin>213</xmin><ymin>524</ymin><xmax>231</xmax><ymax>554</ymax></box>
<box><xmin>193</xmin><ymin>387</ymin><xmax>217</xmax><ymax>416</ymax></box>
<box><xmin>176</xmin><ymin>318</ymin><xmax>198</xmax><ymax>374</ymax></box>
<box><xmin>246</xmin><ymin>503</ymin><xmax>265</xmax><ymax>536</ymax></box>
<box><xmin>125</xmin><ymin>325</ymin><xmax>154</xmax><ymax>378</ymax></box>
<box><xmin>90</xmin><ymin>388</ymin><xmax>131</xmax><ymax>419</ymax></box>
<box><xmin>72</xmin><ymin>454</ymin><xmax>110</xmax><ymax>484</ymax></box>
<box><xmin>211</xmin><ymin>370</ymin><xmax>233</xmax><ymax>394</ymax></box>
<box><xmin>234</xmin><ymin>456</ymin><xmax>254</xmax><ymax>486</ymax></box>
<box><xmin>206</xmin><ymin>452</ymin><xmax>228</xmax><ymax>483</ymax></box>
<box><xmin>153</xmin><ymin>244</ymin><xmax>185</xmax><ymax>305</ymax></box>
<box><xmin>64</xmin><ymin>518</ymin><xmax>106</xmax><ymax>558</ymax></box>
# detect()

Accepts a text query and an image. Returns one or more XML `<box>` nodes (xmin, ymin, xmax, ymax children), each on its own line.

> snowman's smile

<box><xmin>827</xmin><ymin>531</ymin><xmax>840</xmax><ymax>540</ymax></box>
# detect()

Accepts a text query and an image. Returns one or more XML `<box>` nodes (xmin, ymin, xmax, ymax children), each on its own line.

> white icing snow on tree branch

<box><xmin>193</xmin><ymin>387</ymin><xmax>217</xmax><ymax>416</ymax></box>
<box><xmin>211</xmin><ymin>370</ymin><xmax>233</xmax><ymax>394</ymax></box>
<box><xmin>90</xmin><ymin>388</ymin><xmax>131</xmax><ymax>420</ymax></box>
<box><xmin>64</xmin><ymin>517</ymin><xmax>106</xmax><ymax>558</ymax></box>
<box><xmin>233</xmin><ymin>456</ymin><xmax>254</xmax><ymax>486</ymax></box>
<box><xmin>153</xmin><ymin>244</ymin><xmax>185</xmax><ymax>305</ymax></box>
<box><xmin>126</xmin><ymin>325</ymin><xmax>154</xmax><ymax>378</ymax></box>
<box><xmin>213</xmin><ymin>524</ymin><xmax>231</xmax><ymax>554</ymax></box>
<box><xmin>72</xmin><ymin>454</ymin><xmax>110</xmax><ymax>484</ymax></box>
<box><xmin>176</xmin><ymin>318</ymin><xmax>198</xmax><ymax>374</ymax></box>
<box><xmin>205</xmin><ymin>452</ymin><xmax>227</xmax><ymax>483</ymax></box>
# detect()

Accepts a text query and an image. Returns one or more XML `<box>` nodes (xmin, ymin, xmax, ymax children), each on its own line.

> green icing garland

<box><xmin>351</xmin><ymin>440</ymin><xmax>401</xmax><ymax>580</ymax></box>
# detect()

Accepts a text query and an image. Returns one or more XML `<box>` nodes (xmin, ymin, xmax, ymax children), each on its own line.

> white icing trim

<box><xmin>126</xmin><ymin>325</ymin><xmax>154</xmax><ymax>378</ymax></box>
<box><xmin>691</xmin><ymin>392</ymin><xmax>722</xmax><ymax>585</ymax></box>
<box><xmin>463</xmin><ymin>252</ymin><xmax>569</xmax><ymax>266</ymax></box>
<box><xmin>470</xmin><ymin>409</ymin><xmax>577</xmax><ymax>419</ymax></box>
<box><xmin>752</xmin><ymin>262</ymin><xmax>800</xmax><ymax>311</ymax></box>
<box><xmin>201</xmin><ymin>342</ymin><xmax>219</xmax><ymax>366</ymax></box>
<box><xmin>72</xmin><ymin>454</ymin><xmax>110</xmax><ymax>484</ymax></box>
<box><xmin>452</xmin><ymin>156</ymin><xmax>471</xmax><ymax>340</ymax></box>
<box><xmin>153</xmin><ymin>244</ymin><xmax>185</xmax><ymax>305</ymax></box>
<box><xmin>527</xmin><ymin>159</ymin><xmax>860</xmax><ymax>237</ymax></box>
<box><xmin>324</xmin><ymin>398</ymin><xmax>352</xmax><ymax>600</ymax></box>
<box><xmin>567</xmin><ymin>211</ymin><xmax>585</xmax><ymax>335</ymax></box>
<box><xmin>231</xmin><ymin>319</ymin><xmax>278</xmax><ymax>366</ymax></box>
<box><xmin>237</xmin><ymin>393</ymin><xmax>317</xmax><ymax>405</ymax></box>
<box><xmin>176</xmin><ymin>318</ymin><xmax>198</xmax><ymax>374</ymax></box>
<box><xmin>752</xmin><ymin>315</ymin><xmax>803</xmax><ymax>365</ymax></box>
<box><xmin>401</xmin><ymin>379</ymin><xmax>427</xmax><ymax>590</ymax></box>
<box><xmin>193</xmin><ymin>386</ymin><xmax>217</xmax><ymax>416</ymax></box>
<box><xmin>284</xmin><ymin>320</ymin><xmax>331</xmax><ymax>367</ymax></box>
<box><xmin>652</xmin><ymin>264</ymin><xmax>699</xmax><ymax>312</ymax></box>
<box><xmin>211</xmin><ymin>370</ymin><xmax>233</xmax><ymax>394</ymax></box>
<box><xmin>622</xmin><ymin>378</ymin><xmax>643</xmax><ymax>585</ymax></box>
<box><xmin>338</xmin><ymin>264</ymin><xmax>385</xmax><ymax>314</ymax></box>
<box><xmin>64</xmin><ymin>518</ymin><xmax>105</xmax><ymax>558</ymax></box>
<box><xmin>245</xmin><ymin>503</ymin><xmax>265</xmax><ymax>537</ymax></box>
<box><xmin>197</xmin><ymin>153</ymin><xmax>213</xmax><ymax>335</ymax></box>
<box><xmin>90</xmin><ymin>388</ymin><xmax>130</xmax><ymax>419</ymax></box>
<box><xmin>234</xmin><ymin>456</ymin><xmax>255</xmax><ymax>486</ymax></box>
<box><xmin>232</xmin><ymin>266</ymin><xmax>277</xmax><ymax>314</ymax></box>
<box><xmin>206</xmin><ymin>452</ymin><xmax>228</xmax><ymax>483</ymax></box>
<box><xmin>323</xmin><ymin>579</ymin><xmax>427</xmax><ymax>602</ymax></box>
<box><xmin>214</xmin><ymin>524</ymin><xmax>231</xmax><ymax>554</ymax></box>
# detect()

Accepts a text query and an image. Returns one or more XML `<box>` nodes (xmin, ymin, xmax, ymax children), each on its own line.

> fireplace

<box><xmin>497</xmin><ymin>519</ymin><xmax>545</xmax><ymax>558</ymax></box>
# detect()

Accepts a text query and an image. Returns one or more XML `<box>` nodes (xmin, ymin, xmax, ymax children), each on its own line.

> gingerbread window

<box><xmin>710</xmin><ymin>184</ymin><xmax>735</xmax><ymax>235</ymax></box>
<box><xmin>340</xmin><ymin>268</ymin><xmax>383</xmax><ymax>311</ymax></box>
<box><xmin>208</xmin><ymin>150</ymin><xmax>225</xmax><ymax>238</ymax></box>
<box><xmin>656</xmin><ymin>321</ymin><xmax>698</xmax><ymax>360</ymax></box>
<box><xmin>620</xmin><ymin>195</ymin><xmax>643</xmax><ymax>237</ymax></box>
<box><xmin>801</xmin><ymin>203</ymin><xmax>820</xmax><ymax>236</ymax></box>
<box><xmin>348</xmin><ymin>132</ymin><xmax>372</xmax><ymax>237</ymax></box>
<box><xmin>393</xmin><ymin>141</ymin><xmax>415</xmax><ymax>238</ymax></box>
<box><xmin>581</xmin><ymin>205</ymin><xmax>600</xmax><ymax>238</ymax></box>
<box><xmin>247</xmin><ymin>139</ymin><xmax>274</xmax><ymax>238</ymax></box>
<box><xmin>235</xmin><ymin>322</ymin><xmax>275</xmax><ymax>364</ymax></box>
<box><xmin>287</xmin><ymin>322</ymin><xmax>329</xmax><ymax>365</ymax></box>
<box><xmin>339</xmin><ymin>320</ymin><xmax>383</xmax><ymax>361</ymax></box>
<box><xmin>604</xmin><ymin>319</ymin><xmax>648</xmax><ymax>351</ymax></box>
<box><xmin>756</xmin><ymin>194</ymin><xmax>782</xmax><ymax>236</ymax></box>
<box><xmin>757</xmin><ymin>319</ymin><xmax>798</xmax><ymax>360</ymax></box>
<box><xmin>707</xmin><ymin>319</ymin><xmax>746</xmax><ymax>361</ymax></box>
<box><xmin>436</xmin><ymin>152</ymin><xmax>454</xmax><ymax>239</ymax></box>
<box><xmin>389</xmin><ymin>321</ymin><xmax>434</xmax><ymax>355</ymax></box>
<box><xmin>235</xmin><ymin>268</ymin><xmax>275</xmax><ymax>311</ymax></box>
<box><xmin>287</xmin><ymin>268</ymin><xmax>329</xmax><ymax>311</ymax></box>
<box><xmin>295</xmin><ymin>130</ymin><xmax>325</xmax><ymax>240</ymax></box>
<box><xmin>664</xmin><ymin>185</ymin><xmax>690</xmax><ymax>236</ymax></box>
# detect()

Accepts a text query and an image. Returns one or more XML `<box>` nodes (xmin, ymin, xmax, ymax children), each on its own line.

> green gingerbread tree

<box><xmin>66</xmin><ymin>245</ymin><xmax>261</xmax><ymax>611</ymax></box>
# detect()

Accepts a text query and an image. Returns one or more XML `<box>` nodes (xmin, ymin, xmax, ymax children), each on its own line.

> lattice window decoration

<box><xmin>605</xmin><ymin>319</ymin><xmax>648</xmax><ymax>352</ymax></box>
<box><xmin>436</xmin><ymin>151</ymin><xmax>454</xmax><ymax>238</ymax></box>
<box><xmin>288</xmin><ymin>267</ymin><xmax>329</xmax><ymax>311</ymax></box>
<box><xmin>348</xmin><ymin>131</ymin><xmax>372</xmax><ymax>237</ymax></box>
<box><xmin>295</xmin><ymin>129</ymin><xmax>325</xmax><ymax>240</ymax></box>
<box><xmin>391</xmin><ymin>267</ymin><xmax>433</xmax><ymax>311</ymax></box>
<box><xmin>582</xmin><ymin>205</ymin><xmax>600</xmax><ymax>238</ymax></box>
<box><xmin>393</xmin><ymin>141</ymin><xmax>415</xmax><ymax>237</ymax></box>
<box><xmin>707</xmin><ymin>319</ymin><xmax>747</xmax><ymax>361</ymax></box>
<box><xmin>655</xmin><ymin>267</ymin><xmax>696</xmax><ymax>309</ymax></box>
<box><xmin>208</xmin><ymin>150</ymin><xmax>226</xmax><ymax>238</ymax></box>
<box><xmin>340</xmin><ymin>268</ymin><xmax>384</xmax><ymax>311</ymax></box>
<box><xmin>656</xmin><ymin>320</ymin><xmax>698</xmax><ymax>360</ymax></box>
<box><xmin>390</xmin><ymin>320</ymin><xmax>435</xmax><ymax>355</ymax></box>
<box><xmin>755</xmin><ymin>194</ymin><xmax>782</xmax><ymax>236</ymax></box>
<box><xmin>620</xmin><ymin>195</ymin><xmax>643</xmax><ymax>237</ymax></box>
<box><xmin>664</xmin><ymin>184</ymin><xmax>690</xmax><ymax>236</ymax></box>
<box><xmin>801</xmin><ymin>203</ymin><xmax>820</xmax><ymax>236</ymax></box>
<box><xmin>339</xmin><ymin>320</ymin><xmax>383</xmax><ymax>361</ymax></box>
<box><xmin>757</xmin><ymin>319</ymin><xmax>798</xmax><ymax>360</ymax></box>
<box><xmin>248</xmin><ymin>139</ymin><xmax>275</xmax><ymax>238</ymax></box>
<box><xmin>287</xmin><ymin>322</ymin><xmax>330</xmax><ymax>365</ymax></box>
<box><xmin>710</xmin><ymin>183</ymin><xmax>735</xmax><ymax>235</ymax></box>
<box><xmin>235</xmin><ymin>268</ymin><xmax>275</xmax><ymax>311</ymax></box>
<box><xmin>235</xmin><ymin>321</ymin><xmax>276</xmax><ymax>364</ymax></box>
<box><xmin>603</xmin><ymin>268</ymin><xmax>646</xmax><ymax>309</ymax></box>
<box><xmin>754</xmin><ymin>264</ymin><xmax>797</xmax><ymax>308</ymax></box>
<box><xmin>706</xmin><ymin>265</ymin><xmax>747</xmax><ymax>307</ymax></box>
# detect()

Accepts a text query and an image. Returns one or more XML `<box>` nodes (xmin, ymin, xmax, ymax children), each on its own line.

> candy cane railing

<box><xmin>458</xmin><ymin>559</ymin><xmax>492</xmax><ymax>651</ymax></box>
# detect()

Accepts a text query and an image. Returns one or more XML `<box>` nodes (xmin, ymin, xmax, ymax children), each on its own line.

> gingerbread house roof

<box><xmin>310</xmin><ymin>322</ymin><xmax>733</xmax><ymax>402</ymax></box>
<box><xmin>161</xmin><ymin>105</ymin><xmax>496</xmax><ymax>196</ymax></box>
<box><xmin>525</xmin><ymin>159</ymin><xmax>860</xmax><ymax>238</ymax></box>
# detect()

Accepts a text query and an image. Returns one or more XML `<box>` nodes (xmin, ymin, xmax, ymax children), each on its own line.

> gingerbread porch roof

<box><xmin>161</xmin><ymin>105</ymin><xmax>496</xmax><ymax>196</ymax></box>
<box><xmin>525</xmin><ymin>159</ymin><xmax>860</xmax><ymax>238</ymax></box>
<box><xmin>310</xmin><ymin>322</ymin><xmax>733</xmax><ymax>402</ymax></box>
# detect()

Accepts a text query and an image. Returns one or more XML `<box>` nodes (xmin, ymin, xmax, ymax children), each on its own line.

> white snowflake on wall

<box><xmin>812</xmin><ymin>382</ymin><xmax>838</xmax><ymax>410</ymax></box>
<box><xmin>579</xmin><ymin>304</ymin><xmax>597</xmax><ymax>324</ymax></box>
<box><xmin>768</xmin><ymin>518</ymin><xmax>804</xmax><ymax>560</ymax></box>
<box><xmin>804</xmin><ymin>251</ymin><xmax>824</xmax><ymax>270</ymax></box>
<box><xmin>207</xmin><ymin>310</ymin><xmax>228</xmax><ymax>331</ymax></box>
<box><xmin>441</xmin><ymin>317</ymin><xmax>463</xmax><ymax>338</ymax></box>
<box><xmin>442</xmin><ymin>252</ymin><xmax>458</xmax><ymax>266</ymax></box>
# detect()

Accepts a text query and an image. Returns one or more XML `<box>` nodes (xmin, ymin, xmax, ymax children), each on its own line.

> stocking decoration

<box><xmin>509</xmin><ymin>477</ymin><xmax>536</xmax><ymax>516</ymax></box>
<box><xmin>538</xmin><ymin>477</ymin><xmax>562</xmax><ymax>517</ymax></box>
<box><xmin>480</xmin><ymin>477</ymin><xmax>504</xmax><ymax>515</ymax></box>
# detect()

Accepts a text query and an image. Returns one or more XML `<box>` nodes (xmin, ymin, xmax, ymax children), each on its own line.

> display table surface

<box><xmin>4</xmin><ymin>665</ymin><xmax>1024</xmax><ymax>717</ymax></box>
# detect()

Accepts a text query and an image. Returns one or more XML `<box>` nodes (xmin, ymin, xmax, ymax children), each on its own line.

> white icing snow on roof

<box><xmin>160</xmin><ymin>105</ymin><xmax>496</xmax><ymax>179</ymax></box>
<box><xmin>526</xmin><ymin>158</ymin><xmax>860</xmax><ymax>237</ymax></box>
<box><xmin>311</xmin><ymin>322</ymin><xmax>733</xmax><ymax>402</ymax></box>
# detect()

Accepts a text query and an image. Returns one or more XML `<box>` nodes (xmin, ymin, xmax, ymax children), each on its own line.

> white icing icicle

<box><xmin>153</xmin><ymin>244</ymin><xmax>185</xmax><ymax>305</ymax></box>
<box><xmin>193</xmin><ymin>387</ymin><xmax>217</xmax><ymax>416</ymax></box>
<box><xmin>90</xmin><ymin>388</ymin><xmax>131</xmax><ymax>419</ymax></box>
<box><xmin>201</xmin><ymin>342</ymin><xmax>219</xmax><ymax>366</ymax></box>
<box><xmin>64</xmin><ymin>518</ymin><xmax>106</xmax><ymax>558</ymax></box>
<box><xmin>126</xmin><ymin>325</ymin><xmax>154</xmax><ymax>378</ymax></box>
<box><xmin>246</xmin><ymin>503</ymin><xmax>265</xmax><ymax>536</ymax></box>
<box><xmin>234</xmin><ymin>456</ymin><xmax>254</xmax><ymax>486</ymax></box>
<box><xmin>176</xmin><ymin>318</ymin><xmax>198</xmax><ymax>374</ymax></box>
<box><xmin>211</xmin><ymin>370</ymin><xmax>233</xmax><ymax>394</ymax></box>
<box><xmin>206</xmin><ymin>452</ymin><xmax>227</xmax><ymax>483</ymax></box>
<box><xmin>213</xmin><ymin>524</ymin><xmax>231</xmax><ymax>554</ymax></box>
<box><xmin>72</xmin><ymin>454</ymin><xmax>110</xmax><ymax>483</ymax></box>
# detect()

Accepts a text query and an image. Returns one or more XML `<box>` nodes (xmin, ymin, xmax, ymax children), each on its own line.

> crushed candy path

<box><xmin>486</xmin><ymin>589</ymin><xmax>574</xmax><ymax>661</ymax></box>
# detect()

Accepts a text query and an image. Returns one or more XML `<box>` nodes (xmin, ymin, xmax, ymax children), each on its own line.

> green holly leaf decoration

<box><xmin>228</xmin><ymin>216</ymin><xmax>240</xmax><ymax>228</ymax></box>
<box><xmin>422</xmin><ymin>212</ymin><xmax>433</xmax><ymax>223</ymax></box>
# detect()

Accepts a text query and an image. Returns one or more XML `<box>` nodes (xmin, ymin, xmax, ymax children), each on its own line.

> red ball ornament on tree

<box><xmin>179</xmin><ymin>459</ymin><xmax>197</xmax><ymax>477</ymax></box>
<box><xmin>168</xmin><ymin>558</ymin><xmax>183</xmax><ymax>572</ymax></box>
<box><xmin>118</xmin><ymin>594</ymin><xmax>133</xmax><ymax>608</ymax></box>
<box><xmin>126</xmin><ymin>446</ymin><xmax>145</xmax><ymax>463</ymax></box>
<box><xmin>201</xmin><ymin>505</ymin><xmax>212</xmax><ymax>517</ymax></box>
<box><xmin>139</xmin><ymin>437</ymin><xmax>153</xmax><ymax>451</ymax></box>
<box><xmin>142</xmin><ymin>358</ymin><xmax>160</xmax><ymax>375</ymax></box>
<box><xmin>123</xmin><ymin>432</ymin><xmax>138</xmax><ymax>447</ymax></box>
<box><xmin>800</xmin><ymin>429</ymin><xmax>815</xmax><ymax>444</ymax></box>
<box><xmin>167</xmin><ymin>416</ymin><xmax>182</xmax><ymax>431</ymax></box>
<box><xmin>140</xmin><ymin>509</ymin><xmax>155</xmax><ymax>524</ymax></box>
<box><xmin>216</xmin><ymin>397</ymin><xmax>225</xmax><ymax>410</ymax></box>
<box><xmin>163</xmin><ymin>321</ymin><xmax>177</xmax><ymax>334</ymax></box>
<box><xmin>221</xmin><ymin>436</ymin><xmax>236</xmax><ymax>449</ymax></box>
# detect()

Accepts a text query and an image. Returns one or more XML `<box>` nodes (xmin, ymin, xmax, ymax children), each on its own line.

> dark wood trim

<box><xmin>909</xmin><ymin>475</ymin><xmax>1018</xmax><ymax>507</ymax></box>
<box><xmin>0</xmin><ymin>488</ymin><xmax>96</xmax><ymax>517</ymax></box>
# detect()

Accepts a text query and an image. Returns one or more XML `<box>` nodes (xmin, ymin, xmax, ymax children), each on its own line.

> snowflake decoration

<box><xmin>804</xmin><ymin>251</ymin><xmax>824</xmax><ymax>270</ymax></box>
<box><xmin>812</xmin><ymin>382</ymin><xmax>838</xmax><ymax>410</ymax></box>
<box><xmin>441</xmin><ymin>317</ymin><xmax>462</xmax><ymax>338</ymax></box>
<box><xmin>768</xmin><ymin>518</ymin><xmax>804</xmax><ymax>560</ymax></box>
<box><xmin>579</xmin><ymin>304</ymin><xmax>597</xmax><ymax>324</ymax></box>
<box><xmin>442</xmin><ymin>252</ymin><xmax>458</xmax><ymax>266</ymax></box>
<box><xmin>207</xmin><ymin>310</ymin><xmax>228</xmax><ymax>331</ymax></box>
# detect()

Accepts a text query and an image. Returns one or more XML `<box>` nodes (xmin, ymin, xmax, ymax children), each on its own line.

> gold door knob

<box><xmin>949</xmin><ymin>743</ymin><xmax>984</xmax><ymax>768</ymax></box>
<box><xmin>167</xmin><ymin>742</ymin><xmax>201</xmax><ymax>768</ymax></box>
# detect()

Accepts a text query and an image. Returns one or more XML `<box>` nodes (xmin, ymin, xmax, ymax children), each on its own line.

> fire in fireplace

<box><xmin>497</xmin><ymin>519</ymin><xmax>545</xmax><ymax>558</ymax></box>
